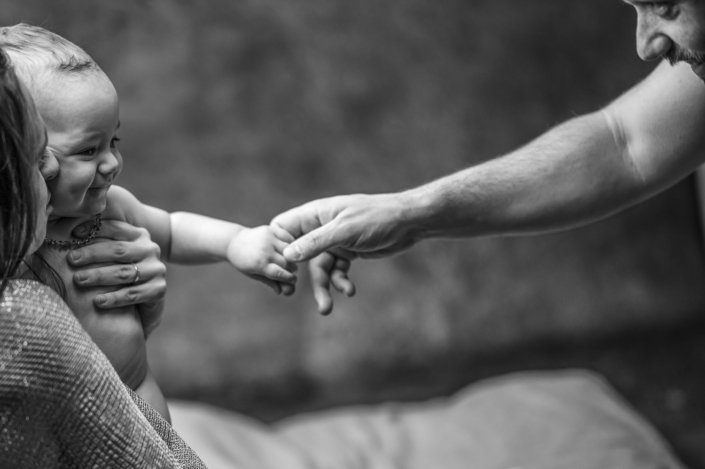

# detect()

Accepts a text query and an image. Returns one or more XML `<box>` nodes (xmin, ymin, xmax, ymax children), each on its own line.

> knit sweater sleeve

<box><xmin>0</xmin><ymin>280</ymin><xmax>193</xmax><ymax>468</ymax></box>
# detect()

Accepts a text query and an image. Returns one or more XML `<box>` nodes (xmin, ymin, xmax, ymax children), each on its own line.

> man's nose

<box><xmin>636</xmin><ymin>15</ymin><xmax>672</xmax><ymax>61</ymax></box>
<box><xmin>41</xmin><ymin>149</ymin><xmax>59</xmax><ymax>181</ymax></box>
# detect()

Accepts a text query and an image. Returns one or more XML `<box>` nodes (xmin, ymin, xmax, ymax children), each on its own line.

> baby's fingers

<box><xmin>281</xmin><ymin>283</ymin><xmax>296</xmax><ymax>296</ymax></box>
<box><xmin>263</xmin><ymin>264</ymin><xmax>297</xmax><ymax>284</ymax></box>
<box><xmin>270</xmin><ymin>223</ymin><xmax>296</xmax><ymax>244</ymax></box>
<box><xmin>249</xmin><ymin>274</ymin><xmax>283</xmax><ymax>295</ymax></box>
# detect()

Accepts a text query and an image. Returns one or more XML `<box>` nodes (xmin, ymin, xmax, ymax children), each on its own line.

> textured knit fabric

<box><xmin>0</xmin><ymin>279</ymin><xmax>206</xmax><ymax>469</ymax></box>
<box><xmin>127</xmin><ymin>387</ymin><xmax>207</xmax><ymax>469</ymax></box>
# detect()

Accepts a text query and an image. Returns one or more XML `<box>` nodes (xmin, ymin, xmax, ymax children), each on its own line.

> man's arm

<box><xmin>272</xmin><ymin>61</ymin><xmax>705</xmax><ymax>314</ymax></box>
<box><xmin>413</xmin><ymin>61</ymin><xmax>705</xmax><ymax>239</ymax></box>
<box><xmin>276</xmin><ymin>61</ymin><xmax>705</xmax><ymax>259</ymax></box>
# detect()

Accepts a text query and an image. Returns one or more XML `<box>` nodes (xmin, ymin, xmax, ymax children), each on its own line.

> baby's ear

<box><xmin>270</xmin><ymin>222</ymin><xmax>295</xmax><ymax>243</ymax></box>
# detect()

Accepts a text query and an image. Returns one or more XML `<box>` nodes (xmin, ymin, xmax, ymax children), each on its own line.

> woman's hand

<box><xmin>68</xmin><ymin>220</ymin><xmax>167</xmax><ymax>337</ymax></box>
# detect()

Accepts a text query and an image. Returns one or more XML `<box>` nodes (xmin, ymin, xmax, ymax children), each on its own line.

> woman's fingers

<box><xmin>93</xmin><ymin>276</ymin><xmax>166</xmax><ymax>309</ymax></box>
<box><xmin>68</xmin><ymin>221</ymin><xmax>157</xmax><ymax>267</ymax></box>
<box><xmin>73</xmin><ymin>261</ymin><xmax>150</xmax><ymax>287</ymax></box>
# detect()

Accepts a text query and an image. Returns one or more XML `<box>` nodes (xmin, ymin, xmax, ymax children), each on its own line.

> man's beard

<box><xmin>664</xmin><ymin>43</ymin><xmax>705</xmax><ymax>82</ymax></box>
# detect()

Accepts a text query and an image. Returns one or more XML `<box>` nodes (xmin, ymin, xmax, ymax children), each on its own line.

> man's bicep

<box><xmin>606</xmin><ymin>61</ymin><xmax>705</xmax><ymax>190</ymax></box>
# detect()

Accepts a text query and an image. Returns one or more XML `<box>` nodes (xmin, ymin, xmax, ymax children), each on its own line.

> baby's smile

<box><xmin>37</xmin><ymin>71</ymin><xmax>123</xmax><ymax>218</ymax></box>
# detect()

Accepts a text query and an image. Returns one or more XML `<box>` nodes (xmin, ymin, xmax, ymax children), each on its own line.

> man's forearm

<box><xmin>404</xmin><ymin>111</ymin><xmax>648</xmax><ymax>240</ymax></box>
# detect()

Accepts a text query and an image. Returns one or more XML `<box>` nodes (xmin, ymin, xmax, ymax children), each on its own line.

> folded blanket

<box><xmin>171</xmin><ymin>370</ymin><xmax>685</xmax><ymax>469</ymax></box>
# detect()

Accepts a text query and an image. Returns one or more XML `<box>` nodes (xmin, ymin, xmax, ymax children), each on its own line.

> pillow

<box><xmin>170</xmin><ymin>369</ymin><xmax>684</xmax><ymax>469</ymax></box>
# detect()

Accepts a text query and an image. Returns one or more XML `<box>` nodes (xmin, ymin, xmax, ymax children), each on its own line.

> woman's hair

<box><xmin>0</xmin><ymin>47</ymin><xmax>38</xmax><ymax>297</ymax></box>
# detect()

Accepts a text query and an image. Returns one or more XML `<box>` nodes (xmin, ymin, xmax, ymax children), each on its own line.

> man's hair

<box><xmin>0</xmin><ymin>47</ymin><xmax>38</xmax><ymax>297</ymax></box>
<box><xmin>0</xmin><ymin>23</ymin><xmax>99</xmax><ymax>87</ymax></box>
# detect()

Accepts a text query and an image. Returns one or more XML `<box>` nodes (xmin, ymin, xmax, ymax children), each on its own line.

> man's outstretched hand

<box><xmin>271</xmin><ymin>193</ymin><xmax>418</xmax><ymax>314</ymax></box>
<box><xmin>272</xmin><ymin>193</ymin><xmax>417</xmax><ymax>261</ymax></box>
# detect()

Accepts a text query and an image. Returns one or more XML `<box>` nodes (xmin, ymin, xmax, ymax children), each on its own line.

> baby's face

<box><xmin>37</xmin><ymin>71</ymin><xmax>122</xmax><ymax>218</ymax></box>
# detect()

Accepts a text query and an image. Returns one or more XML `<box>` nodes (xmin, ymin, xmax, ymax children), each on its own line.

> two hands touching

<box><xmin>222</xmin><ymin>192</ymin><xmax>415</xmax><ymax>315</ymax></box>
<box><xmin>270</xmin><ymin>192</ymin><xmax>419</xmax><ymax>315</ymax></box>
<box><xmin>225</xmin><ymin>224</ymin><xmax>355</xmax><ymax>309</ymax></box>
<box><xmin>226</xmin><ymin>225</ymin><xmax>298</xmax><ymax>296</ymax></box>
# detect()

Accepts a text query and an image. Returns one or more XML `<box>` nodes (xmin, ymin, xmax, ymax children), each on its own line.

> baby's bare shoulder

<box><xmin>104</xmin><ymin>185</ymin><xmax>139</xmax><ymax>222</ymax></box>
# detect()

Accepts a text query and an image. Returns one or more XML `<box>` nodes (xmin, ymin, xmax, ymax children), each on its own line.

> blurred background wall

<box><xmin>4</xmin><ymin>0</ymin><xmax>705</xmax><ymax>422</ymax></box>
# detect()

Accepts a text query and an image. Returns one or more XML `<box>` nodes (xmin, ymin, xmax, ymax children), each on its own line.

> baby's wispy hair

<box><xmin>0</xmin><ymin>22</ymin><xmax>100</xmax><ymax>87</ymax></box>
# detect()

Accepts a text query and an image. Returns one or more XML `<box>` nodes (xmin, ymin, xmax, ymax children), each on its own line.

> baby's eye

<box><xmin>77</xmin><ymin>147</ymin><xmax>97</xmax><ymax>157</ymax></box>
<box><xmin>110</xmin><ymin>136</ymin><xmax>121</xmax><ymax>149</ymax></box>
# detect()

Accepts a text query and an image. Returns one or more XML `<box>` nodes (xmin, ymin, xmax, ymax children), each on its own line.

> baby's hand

<box><xmin>308</xmin><ymin>252</ymin><xmax>356</xmax><ymax>315</ymax></box>
<box><xmin>227</xmin><ymin>225</ymin><xmax>297</xmax><ymax>295</ymax></box>
<box><xmin>269</xmin><ymin>220</ymin><xmax>355</xmax><ymax>313</ymax></box>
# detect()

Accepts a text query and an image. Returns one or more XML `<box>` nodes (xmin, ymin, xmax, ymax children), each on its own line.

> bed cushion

<box><xmin>170</xmin><ymin>370</ymin><xmax>684</xmax><ymax>469</ymax></box>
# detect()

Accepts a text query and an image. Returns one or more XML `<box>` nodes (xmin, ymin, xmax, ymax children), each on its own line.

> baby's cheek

<box><xmin>48</xmin><ymin>177</ymin><xmax>81</xmax><ymax>209</ymax></box>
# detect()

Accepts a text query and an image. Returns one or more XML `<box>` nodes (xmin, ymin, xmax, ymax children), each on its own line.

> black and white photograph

<box><xmin>1</xmin><ymin>0</ymin><xmax>704</xmax><ymax>467</ymax></box>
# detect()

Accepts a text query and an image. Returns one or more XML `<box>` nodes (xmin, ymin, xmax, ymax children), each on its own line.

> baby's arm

<box><xmin>108</xmin><ymin>186</ymin><xmax>297</xmax><ymax>295</ymax></box>
<box><xmin>169</xmin><ymin>212</ymin><xmax>297</xmax><ymax>294</ymax></box>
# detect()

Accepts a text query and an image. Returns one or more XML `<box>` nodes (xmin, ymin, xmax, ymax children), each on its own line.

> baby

<box><xmin>1</xmin><ymin>23</ymin><xmax>302</xmax><ymax>422</ymax></box>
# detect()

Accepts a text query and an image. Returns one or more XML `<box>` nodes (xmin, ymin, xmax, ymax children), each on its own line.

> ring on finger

<box><xmin>131</xmin><ymin>263</ymin><xmax>140</xmax><ymax>285</ymax></box>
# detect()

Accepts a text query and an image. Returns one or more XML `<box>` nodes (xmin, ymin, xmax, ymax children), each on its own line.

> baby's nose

<box><xmin>98</xmin><ymin>150</ymin><xmax>121</xmax><ymax>176</ymax></box>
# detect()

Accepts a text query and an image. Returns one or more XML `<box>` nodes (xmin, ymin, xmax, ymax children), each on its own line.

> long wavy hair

<box><xmin>0</xmin><ymin>48</ymin><xmax>38</xmax><ymax>297</ymax></box>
